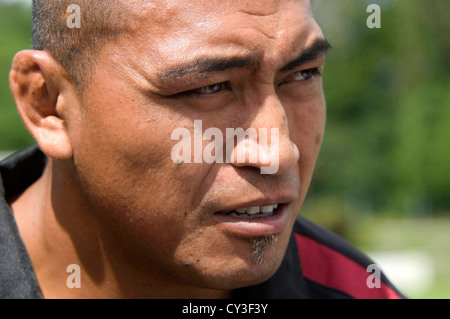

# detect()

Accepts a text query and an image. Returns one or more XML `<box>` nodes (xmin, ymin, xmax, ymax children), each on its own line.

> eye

<box><xmin>279</xmin><ymin>68</ymin><xmax>321</xmax><ymax>86</ymax></box>
<box><xmin>186</xmin><ymin>82</ymin><xmax>231</xmax><ymax>95</ymax></box>
<box><xmin>292</xmin><ymin>68</ymin><xmax>320</xmax><ymax>81</ymax></box>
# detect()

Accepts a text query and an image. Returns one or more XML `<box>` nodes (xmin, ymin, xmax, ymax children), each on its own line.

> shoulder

<box><xmin>0</xmin><ymin>146</ymin><xmax>44</xmax><ymax>299</ymax></box>
<box><xmin>0</xmin><ymin>145</ymin><xmax>46</xmax><ymax>200</ymax></box>
<box><xmin>292</xmin><ymin>215</ymin><xmax>405</xmax><ymax>299</ymax></box>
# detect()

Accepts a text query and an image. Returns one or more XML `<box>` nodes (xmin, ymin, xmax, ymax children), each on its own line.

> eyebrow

<box><xmin>281</xmin><ymin>38</ymin><xmax>332</xmax><ymax>72</ymax></box>
<box><xmin>158</xmin><ymin>37</ymin><xmax>331</xmax><ymax>80</ymax></box>
<box><xmin>159</xmin><ymin>55</ymin><xmax>259</xmax><ymax>80</ymax></box>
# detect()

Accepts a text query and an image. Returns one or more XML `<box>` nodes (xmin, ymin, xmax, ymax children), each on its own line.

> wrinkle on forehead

<box><xmin>238</xmin><ymin>6</ymin><xmax>280</xmax><ymax>18</ymax></box>
<box><xmin>237</xmin><ymin>0</ymin><xmax>311</xmax><ymax>16</ymax></box>
<box><xmin>235</xmin><ymin>0</ymin><xmax>313</xmax><ymax>41</ymax></box>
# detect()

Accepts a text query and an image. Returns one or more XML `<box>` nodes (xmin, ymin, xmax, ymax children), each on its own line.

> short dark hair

<box><xmin>32</xmin><ymin>0</ymin><xmax>129</xmax><ymax>91</ymax></box>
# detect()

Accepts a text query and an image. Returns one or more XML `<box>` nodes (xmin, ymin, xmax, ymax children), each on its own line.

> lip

<box><xmin>212</xmin><ymin>203</ymin><xmax>291</xmax><ymax>238</ymax></box>
<box><xmin>214</xmin><ymin>193</ymin><xmax>296</xmax><ymax>213</ymax></box>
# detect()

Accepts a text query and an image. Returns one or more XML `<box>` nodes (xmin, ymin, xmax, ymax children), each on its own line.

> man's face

<box><xmin>66</xmin><ymin>0</ymin><xmax>327</xmax><ymax>291</ymax></box>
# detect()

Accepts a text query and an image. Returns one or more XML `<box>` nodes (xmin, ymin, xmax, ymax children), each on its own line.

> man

<box><xmin>1</xmin><ymin>0</ymin><xmax>404</xmax><ymax>298</ymax></box>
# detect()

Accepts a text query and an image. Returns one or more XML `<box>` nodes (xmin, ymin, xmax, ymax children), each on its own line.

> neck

<box><xmin>10</xmin><ymin>159</ymin><xmax>230</xmax><ymax>299</ymax></box>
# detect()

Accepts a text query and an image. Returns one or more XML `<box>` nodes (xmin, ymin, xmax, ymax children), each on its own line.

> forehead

<box><xmin>115</xmin><ymin>0</ymin><xmax>321</xmax><ymax>76</ymax></box>
<box><xmin>127</xmin><ymin>0</ymin><xmax>312</xmax><ymax>26</ymax></box>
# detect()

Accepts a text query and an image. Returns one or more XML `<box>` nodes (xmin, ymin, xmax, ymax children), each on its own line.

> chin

<box><xmin>187</xmin><ymin>233</ymin><xmax>288</xmax><ymax>291</ymax></box>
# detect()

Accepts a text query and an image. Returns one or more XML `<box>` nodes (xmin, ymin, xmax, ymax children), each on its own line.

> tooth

<box><xmin>236</xmin><ymin>208</ymin><xmax>247</xmax><ymax>214</ymax></box>
<box><xmin>274</xmin><ymin>204</ymin><xmax>278</xmax><ymax>209</ymax></box>
<box><xmin>261</xmin><ymin>205</ymin><xmax>274</xmax><ymax>213</ymax></box>
<box><xmin>246</xmin><ymin>206</ymin><xmax>260</xmax><ymax>214</ymax></box>
<box><xmin>230</xmin><ymin>213</ymin><xmax>240</xmax><ymax>218</ymax></box>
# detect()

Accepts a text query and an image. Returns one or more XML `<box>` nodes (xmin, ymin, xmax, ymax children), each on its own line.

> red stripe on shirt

<box><xmin>295</xmin><ymin>233</ymin><xmax>402</xmax><ymax>299</ymax></box>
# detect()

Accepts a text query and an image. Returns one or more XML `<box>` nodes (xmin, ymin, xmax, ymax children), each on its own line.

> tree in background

<box><xmin>0</xmin><ymin>3</ymin><xmax>34</xmax><ymax>149</ymax></box>
<box><xmin>309</xmin><ymin>0</ymin><xmax>450</xmax><ymax>216</ymax></box>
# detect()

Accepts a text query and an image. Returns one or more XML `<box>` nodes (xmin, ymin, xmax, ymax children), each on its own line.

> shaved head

<box><xmin>32</xmin><ymin>0</ymin><xmax>130</xmax><ymax>90</ymax></box>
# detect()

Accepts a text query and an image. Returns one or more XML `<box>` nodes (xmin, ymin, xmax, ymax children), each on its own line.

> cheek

<box><xmin>287</xmin><ymin>100</ymin><xmax>326</xmax><ymax>201</ymax></box>
<box><xmin>69</xmin><ymin>89</ymin><xmax>223</xmax><ymax>241</ymax></box>
<box><xmin>71</xmin><ymin>92</ymin><xmax>199</xmax><ymax>222</ymax></box>
<box><xmin>69</xmin><ymin>107</ymin><xmax>207</xmax><ymax>268</ymax></box>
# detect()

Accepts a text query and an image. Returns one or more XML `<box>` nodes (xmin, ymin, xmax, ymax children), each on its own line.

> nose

<box><xmin>227</xmin><ymin>94</ymin><xmax>300</xmax><ymax>175</ymax></box>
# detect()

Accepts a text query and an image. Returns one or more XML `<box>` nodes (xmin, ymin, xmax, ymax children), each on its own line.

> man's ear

<box><xmin>9</xmin><ymin>50</ymin><xmax>74</xmax><ymax>160</ymax></box>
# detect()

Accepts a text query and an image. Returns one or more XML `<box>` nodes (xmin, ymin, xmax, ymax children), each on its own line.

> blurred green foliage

<box><xmin>0</xmin><ymin>3</ymin><xmax>34</xmax><ymax>149</ymax></box>
<box><xmin>0</xmin><ymin>1</ymin><xmax>449</xmax><ymax>216</ymax></box>
<box><xmin>307</xmin><ymin>0</ymin><xmax>450</xmax><ymax>216</ymax></box>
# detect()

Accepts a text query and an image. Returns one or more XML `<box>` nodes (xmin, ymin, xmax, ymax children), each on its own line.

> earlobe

<box><xmin>9</xmin><ymin>50</ymin><xmax>73</xmax><ymax>160</ymax></box>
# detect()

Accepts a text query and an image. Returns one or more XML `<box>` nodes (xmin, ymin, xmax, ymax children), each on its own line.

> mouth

<box><xmin>216</xmin><ymin>203</ymin><xmax>279</xmax><ymax>219</ymax></box>
<box><xmin>213</xmin><ymin>202</ymin><xmax>291</xmax><ymax>237</ymax></box>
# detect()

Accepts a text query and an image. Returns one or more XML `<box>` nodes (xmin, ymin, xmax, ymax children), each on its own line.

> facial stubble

<box><xmin>249</xmin><ymin>235</ymin><xmax>278</xmax><ymax>265</ymax></box>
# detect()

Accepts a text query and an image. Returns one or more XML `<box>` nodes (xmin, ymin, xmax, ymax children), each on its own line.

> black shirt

<box><xmin>0</xmin><ymin>146</ymin><xmax>405</xmax><ymax>299</ymax></box>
